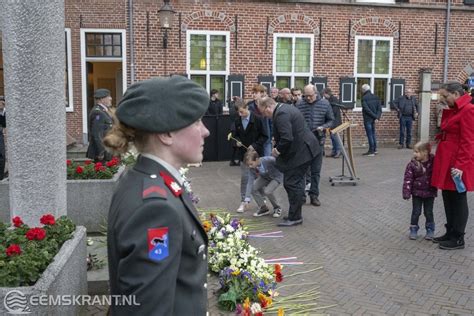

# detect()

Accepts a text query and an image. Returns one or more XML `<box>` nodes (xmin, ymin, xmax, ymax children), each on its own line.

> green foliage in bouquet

<box><xmin>0</xmin><ymin>214</ymin><xmax>76</xmax><ymax>287</ymax></box>
<box><xmin>66</xmin><ymin>157</ymin><xmax>120</xmax><ymax>180</ymax></box>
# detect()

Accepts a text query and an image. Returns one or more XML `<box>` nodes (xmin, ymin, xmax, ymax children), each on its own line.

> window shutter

<box><xmin>257</xmin><ymin>75</ymin><xmax>275</xmax><ymax>94</ymax></box>
<box><xmin>227</xmin><ymin>74</ymin><xmax>245</xmax><ymax>102</ymax></box>
<box><xmin>339</xmin><ymin>77</ymin><xmax>356</xmax><ymax>109</ymax></box>
<box><xmin>390</xmin><ymin>78</ymin><xmax>405</xmax><ymax>109</ymax></box>
<box><xmin>311</xmin><ymin>76</ymin><xmax>327</xmax><ymax>94</ymax></box>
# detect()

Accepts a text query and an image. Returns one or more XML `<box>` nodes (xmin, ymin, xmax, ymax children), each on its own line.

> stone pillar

<box><xmin>2</xmin><ymin>0</ymin><xmax>66</xmax><ymax>226</ymax></box>
<box><xmin>418</xmin><ymin>68</ymin><xmax>432</xmax><ymax>143</ymax></box>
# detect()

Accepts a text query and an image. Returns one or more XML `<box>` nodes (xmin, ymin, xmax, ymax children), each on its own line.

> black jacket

<box><xmin>232</xmin><ymin>113</ymin><xmax>268</xmax><ymax>160</ymax></box>
<box><xmin>86</xmin><ymin>104</ymin><xmax>113</xmax><ymax>161</ymax></box>
<box><xmin>362</xmin><ymin>91</ymin><xmax>382</xmax><ymax>123</ymax></box>
<box><xmin>392</xmin><ymin>95</ymin><xmax>418</xmax><ymax>119</ymax></box>
<box><xmin>272</xmin><ymin>103</ymin><xmax>320</xmax><ymax>172</ymax></box>
<box><xmin>328</xmin><ymin>95</ymin><xmax>342</xmax><ymax>127</ymax></box>
<box><xmin>108</xmin><ymin>156</ymin><xmax>208</xmax><ymax>315</ymax></box>
<box><xmin>206</xmin><ymin>99</ymin><xmax>223</xmax><ymax>115</ymax></box>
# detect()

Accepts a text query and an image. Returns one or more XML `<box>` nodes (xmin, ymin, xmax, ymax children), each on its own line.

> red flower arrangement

<box><xmin>40</xmin><ymin>214</ymin><xmax>56</xmax><ymax>225</ymax></box>
<box><xmin>67</xmin><ymin>157</ymin><xmax>121</xmax><ymax>180</ymax></box>
<box><xmin>6</xmin><ymin>244</ymin><xmax>22</xmax><ymax>256</ymax></box>
<box><xmin>12</xmin><ymin>216</ymin><xmax>23</xmax><ymax>227</ymax></box>
<box><xmin>1</xmin><ymin>214</ymin><xmax>76</xmax><ymax>287</ymax></box>
<box><xmin>26</xmin><ymin>227</ymin><xmax>47</xmax><ymax>241</ymax></box>
<box><xmin>274</xmin><ymin>264</ymin><xmax>283</xmax><ymax>283</ymax></box>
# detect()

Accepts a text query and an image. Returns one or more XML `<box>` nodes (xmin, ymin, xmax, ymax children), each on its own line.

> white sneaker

<box><xmin>272</xmin><ymin>207</ymin><xmax>282</xmax><ymax>218</ymax></box>
<box><xmin>236</xmin><ymin>202</ymin><xmax>247</xmax><ymax>213</ymax></box>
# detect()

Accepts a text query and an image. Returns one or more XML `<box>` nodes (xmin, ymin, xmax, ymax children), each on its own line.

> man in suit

<box><xmin>105</xmin><ymin>76</ymin><xmax>210</xmax><ymax>315</ymax></box>
<box><xmin>257</xmin><ymin>96</ymin><xmax>320</xmax><ymax>226</ymax></box>
<box><xmin>0</xmin><ymin>96</ymin><xmax>6</xmax><ymax>180</ymax></box>
<box><xmin>86</xmin><ymin>88</ymin><xmax>113</xmax><ymax>162</ymax></box>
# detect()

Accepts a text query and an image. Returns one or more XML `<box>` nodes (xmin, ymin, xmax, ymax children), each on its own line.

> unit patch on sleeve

<box><xmin>148</xmin><ymin>227</ymin><xmax>169</xmax><ymax>262</ymax></box>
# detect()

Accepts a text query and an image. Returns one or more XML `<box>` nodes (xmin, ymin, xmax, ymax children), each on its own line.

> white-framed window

<box><xmin>186</xmin><ymin>30</ymin><xmax>230</xmax><ymax>102</ymax></box>
<box><xmin>273</xmin><ymin>33</ymin><xmax>314</xmax><ymax>90</ymax></box>
<box><xmin>65</xmin><ymin>28</ymin><xmax>73</xmax><ymax>112</ymax></box>
<box><xmin>80</xmin><ymin>29</ymin><xmax>127</xmax><ymax>143</ymax></box>
<box><xmin>354</xmin><ymin>35</ymin><xmax>393</xmax><ymax>111</ymax></box>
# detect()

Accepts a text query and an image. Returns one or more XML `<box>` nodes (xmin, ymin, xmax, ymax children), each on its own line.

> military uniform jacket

<box><xmin>107</xmin><ymin>155</ymin><xmax>208</xmax><ymax>315</ymax></box>
<box><xmin>86</xmin><ymin>104</ymin><xmax>113</xmax><ymax>160</ymax></box>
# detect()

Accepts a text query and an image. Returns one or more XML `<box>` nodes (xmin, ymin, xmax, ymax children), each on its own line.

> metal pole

<box><xmin>443</xmin><ymin>0</ymin><xmax>451</xmax><ymax>82</ymax></box>
<box><xmin>128</xmin><ymin>0</ymin><xmax>135</xmax><ymax>84</ymax></box>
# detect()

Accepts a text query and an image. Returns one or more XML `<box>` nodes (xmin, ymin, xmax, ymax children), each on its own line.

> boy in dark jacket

<box><xmin>403</xmin><ymin>142</ymin><xmax>437</xmax><ymax>240</ymax></box>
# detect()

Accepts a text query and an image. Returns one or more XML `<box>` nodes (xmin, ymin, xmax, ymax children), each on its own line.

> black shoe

<box><xmin>397</xmin><ymin>144</ymin><xmax>404</xmax><ymax>149</ymax></box>
<box><xmin>362</xmin><ymin>151</ymin><xmax>375</xmax><ymax>156</ymax></box>
<box><xmin>253</xmin><ymin>206</ymin><xmax>271</xmax><ymax>217</ymax></box>
<box><xmin>302</xmin><ymin>195</ymin><xmax>307</xmax><ymax>204</ymax></box>
<box><xmin>333</xmin><ymin>153</ymin><xmax>341</xmax><ymax>158</ymax></box>
<box><xmin>432</xmin><ymin>224</ymin><xmax>452</xmax><ymax>243</ymax></box>
<box><xmin>406</xmin><ymin>145</ymin><xmax>413</xmax><ymax>149</ymax></box>
<box><xmin>277</xmin><ymin>219</ymin><xmax>303</xmax><ymax>226</ymax></box>
<box><xmin>229</xmin><ymin>161</ymin><xmax>238</xmax><ymax>166</ymax></box>
<box><xmin>439</xmin><ymin>236</ymin><xmax>465</xmax><ymax>250</ymax></box>
<box><xmin>310</xmin><ymin>196</ymin><xmax>321</xmax><ymax>206</ymax></box>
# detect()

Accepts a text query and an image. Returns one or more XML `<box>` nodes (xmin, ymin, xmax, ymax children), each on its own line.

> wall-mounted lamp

<box><xmin>158</xmin><ymin>0</ymin><xmax>176</xmax><ymax>49</ymax></box>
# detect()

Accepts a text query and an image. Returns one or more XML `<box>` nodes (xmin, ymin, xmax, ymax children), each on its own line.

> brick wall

<box><xmin>63</xmin><ymin>0</ymin><xmax>474</xmax><ymax>147</ymax></box>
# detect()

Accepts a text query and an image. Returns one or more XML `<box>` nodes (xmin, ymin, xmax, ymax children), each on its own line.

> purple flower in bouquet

<box><xmin>240</xmin><ymin>270</ymin><xmax>252</xmax><ymax>281</ymax></box>
<box><xmin>230</xmin><ymin>218</ymin><xmax>240</xmax><ymax>230</ymax></box>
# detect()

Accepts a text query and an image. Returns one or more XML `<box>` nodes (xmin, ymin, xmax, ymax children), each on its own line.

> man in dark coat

<box><xmin>0</xmin><ymin>96</ymin><xmax>5</xmax><ymax>180</ymax></box>
<box><xmin>206</xmin><ymin>89</ymin><xmax>223</xmax><ymax>115</ymax></box>
<box><xmin>322</xmin><ymin>88</ymin><xmax>343</xmax><ymax>158</ymax></box>
<box><xmin>258</xmin><ymin>96</ymin><xmax>320</xmax><ymax>226</ymax></box>
<box><xmin>392</xmin><ymin>88</ymin><xmax>418</xmax><ymax>149</ymax></box>
<box><xmin>106</xmin><ymin>76</ymin><xmax>210</xmax><ymax>315</ymax></box>
<box><xmin>361</xmin><ymin>84</ymin><xmax>382</xmax><ymax>156</ymax></box>
<box><xmin>86</xmin><ymin>88</ymin><xmax>113</xmax><ymax>162</ymax></box>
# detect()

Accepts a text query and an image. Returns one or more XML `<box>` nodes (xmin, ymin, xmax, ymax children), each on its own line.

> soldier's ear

<box><xmin>156</xmin><ymin>133</ymin><xmax>173</xmax><ymax>146</ymax></box>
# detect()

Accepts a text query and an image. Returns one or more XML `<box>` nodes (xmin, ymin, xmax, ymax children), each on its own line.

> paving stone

<box><xmin>85</xmin><ymin>148</ymin><xmax>473</xmax><ymax>315</ymax></box>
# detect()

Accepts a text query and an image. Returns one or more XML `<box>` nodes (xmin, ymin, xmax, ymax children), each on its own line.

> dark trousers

<box><xmin>0</xmin><ymin>133</ymin><xmax>5</xmax><ymax>180</ymax></box>
<box><xmin>330</xmin><ymin>133</ymin><xmax>341</xmax><ymax>155</ymax></box>
<box><xmin>399</xmin><ymin>116</ymin><xmax>413</xmax><ymax>146</ymax></box>
<box><xmin>284</xmin><ymin>160</ymin><xmax>311</xmax><ymax>221</ymax></box>
<box><xmin>442</xmin><ymin>190</ymin><xmax>469</xmax><ymax>234</ymax></box>
<box><xmin>363</xmin><ymin>120</ymin><xmax>377</xmax><ymax>153</ymax></box>
<box><xmin>411</xmin><ymin>196</ymin><xmax>434</xmax><ymax>227</ymax></box>
<box><xmin>305</xmin><ymin>152</ymin><xmax>323</xmax><ymax>198</ymax></box>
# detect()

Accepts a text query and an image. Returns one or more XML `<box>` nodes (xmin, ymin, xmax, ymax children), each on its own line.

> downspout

<box><xmin>443</xmin><ymin>0</ymin><xmax>451</xmax><ymax>82</ymax></box>
<box><xmin>128</xmin><ymin>0</ymin><xmax>135</xmax><ymax>84</ymax></box>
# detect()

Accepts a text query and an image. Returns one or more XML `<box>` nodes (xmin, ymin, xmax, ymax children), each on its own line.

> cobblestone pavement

<box><xmin>86</xmin><ymin>147</ymin><xmax>473</xmax><ymax>315</ymax></box>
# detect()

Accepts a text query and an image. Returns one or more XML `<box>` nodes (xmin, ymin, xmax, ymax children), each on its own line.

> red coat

<box><xmin>432</xmin><ymin>94</ymin><xmax>474</xmax><ymax>191</ymax></box>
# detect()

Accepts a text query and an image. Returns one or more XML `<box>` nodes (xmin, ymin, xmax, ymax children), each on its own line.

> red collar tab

<box><xmin>159</xmin><ymin>171</ymin><xmax>183</xmax><ymax>197</ymax></box>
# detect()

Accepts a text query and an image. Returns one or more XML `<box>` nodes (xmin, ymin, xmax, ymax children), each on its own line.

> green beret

<box><xmin>116</xmin><ymin>76</ymin><xmax>209</xmax><ymax>133</ymax></box>
<box><xmin>94</xmin><ymin>89</ymin><xmax>111</xmax><ymax>99</ymax></box>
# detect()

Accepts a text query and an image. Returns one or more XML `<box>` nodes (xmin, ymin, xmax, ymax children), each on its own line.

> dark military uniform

<box><xmin>107</xmin><ymin>155</ymin><xmax>208</xmax><ymax>315</ymax></box>
<box><xmin>86</xmin><ymin>104</ymin><xmax>113</xmax><ymax>161</ymax></box>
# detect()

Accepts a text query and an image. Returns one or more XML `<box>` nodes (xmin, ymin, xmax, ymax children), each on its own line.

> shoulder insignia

<box><xmin>142</xmin><ymin>175</ymin><xmax>167</xmax><ymax>200</ymax></box>
<box><xmin>159</xmin><ymin>171</ymin><xmax>183</xmax><ymax>197</ymax></box>
<box><xmin>148</xmin><ymin>227</ymin><xmax>169</xmax><ymax>261</ymax></box>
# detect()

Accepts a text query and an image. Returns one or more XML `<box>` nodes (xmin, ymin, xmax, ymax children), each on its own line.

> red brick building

<box><xmin>2</xmin><ymin>0</ymin><xmax>474</xmax><ymax>147</ymax></box>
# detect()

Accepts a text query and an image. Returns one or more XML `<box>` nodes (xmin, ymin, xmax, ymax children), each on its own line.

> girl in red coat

<box><xmin>431</xmin><ymin>82</ymin><xmax>474</xmax><ymax>250</ymax></box>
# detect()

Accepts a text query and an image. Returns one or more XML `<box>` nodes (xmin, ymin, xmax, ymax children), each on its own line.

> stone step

<box><xmin>86</xmin><ymin>236</ymin><xmax>109</xmax><ymax>295</ymax></box>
